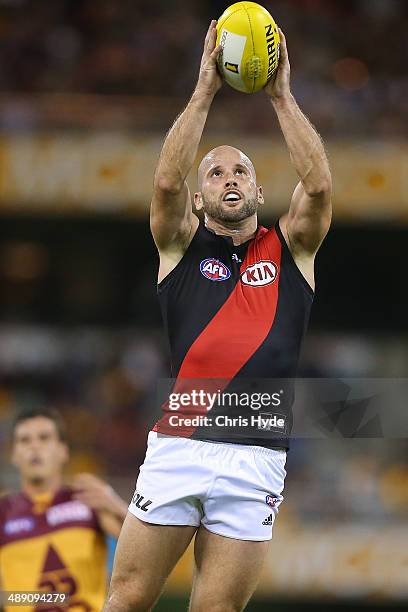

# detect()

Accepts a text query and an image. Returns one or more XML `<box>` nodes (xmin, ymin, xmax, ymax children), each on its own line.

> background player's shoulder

<box><xmin>0</xmin><ymin>490</ymin><xmax>25</xmax><ymax>511</ymax></box>
<box><xmin>0</xmin><ymin>492</ymin><xmax>30</xmax><ymax>533</ymax></box>
<box><xmin>0</xmin><ymin>490</ymin><xmax>10</xmax><ymax>516</ymax></box>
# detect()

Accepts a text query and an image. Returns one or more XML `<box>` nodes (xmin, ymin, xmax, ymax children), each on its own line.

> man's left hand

<box><xmin>264</xmin><ymin>29</ymin><xmax>291</xmax><ymax>100</ymax></box>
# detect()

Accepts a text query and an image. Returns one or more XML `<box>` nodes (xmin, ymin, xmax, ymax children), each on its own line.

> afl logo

<box><xmin>200</xmin><ymin>258</ymin><xmax>231</xmax><ymax>282</ymax></box>
<box><xmin>241</xmin><ymin>261</ymin><xmax>277</xmax><ymax>287</ymax></box>
<box><xmin>266</xmin><ymin>494</ymin><xmax>279</xmax><ymax>508</ymax></box>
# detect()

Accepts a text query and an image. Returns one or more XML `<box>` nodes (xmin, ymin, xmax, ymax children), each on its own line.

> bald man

<box><xmin>105</xmin><ymin>21</ymin><xmax>331</xmax><ymax>612</ymax></box>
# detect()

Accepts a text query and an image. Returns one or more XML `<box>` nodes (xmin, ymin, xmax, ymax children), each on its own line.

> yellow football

<box><xmin>216</xmin><ymin>2</ymin><xmax>280</xmax><ymax>93</ymax></box>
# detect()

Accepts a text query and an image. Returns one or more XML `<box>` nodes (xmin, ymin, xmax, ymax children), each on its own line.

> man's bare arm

<box><xmin>150</xmin><ymin>20</ymin><xmax>222</xmax><ymax>257</ymax></box>
<box><xmin>265</xmin><ymin>30</ymin><xmax>332</xmax><ymax>258</ymax></box>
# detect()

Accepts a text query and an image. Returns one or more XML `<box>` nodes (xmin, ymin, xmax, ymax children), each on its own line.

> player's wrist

<box><xmin>192</xmin><ymin>85</ymin><xmax>217</xmax><ymax>107</ymax></box>
<box><xmin>270</xmin><ymin>90</ymin><xmax>293</xmax><ymax>104</ymax></box>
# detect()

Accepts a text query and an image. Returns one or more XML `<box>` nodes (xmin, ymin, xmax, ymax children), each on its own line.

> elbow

<box><xmin>304</xmin><ymin>175</ymin><xmax>332</xmax><ymax>199</ymax></box>
<box><xmin>154</xmin><ymin>174</ymin><xmax>184</xmax><ymax>196</ymax></box>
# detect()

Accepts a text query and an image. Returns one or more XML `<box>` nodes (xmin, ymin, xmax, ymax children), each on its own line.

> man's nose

<box><xmin>225</xmin><ymin>177</ymin><xmax>238</xmax><ymax>188</ymax></box>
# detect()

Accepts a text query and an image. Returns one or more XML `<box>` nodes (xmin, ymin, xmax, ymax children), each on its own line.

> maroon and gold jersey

<box><xmin>0</xmin><ymin>487</ymin><xmax>107</xmax><ymax>611</ymax></box>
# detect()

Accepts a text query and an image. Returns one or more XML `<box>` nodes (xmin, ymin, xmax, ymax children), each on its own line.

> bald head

<box><xmin>197</xmin><ymin>145</ymin><xmax>256</xmax><ymax>190</ymax></box>
<box><xmin>194</xmin><ymin>144</ymin><xmax>263</xmax><ymax>224</ymax></box>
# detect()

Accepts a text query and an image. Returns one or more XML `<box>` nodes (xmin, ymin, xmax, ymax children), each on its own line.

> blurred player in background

<box><xmin>105</xmin><ymin>19</ymin><xmax>331</xmax><ymax>612</ymax></box>
<box><xmin>0</xmin><ymin>408</ymin><xmax>127</xmax><ymax>611</ymax></box>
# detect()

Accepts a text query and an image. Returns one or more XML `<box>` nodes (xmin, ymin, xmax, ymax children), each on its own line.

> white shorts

<box><xmin>128</xmin><ymin>432</ymin><xmax>286</xmax><ymax>541</ymax></box>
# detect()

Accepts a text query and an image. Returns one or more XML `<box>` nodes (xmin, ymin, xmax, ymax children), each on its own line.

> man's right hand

<box><xmin>195</xmin><ymin>20</ymin><xmax>223</xmax><ymax>97</ymax></box>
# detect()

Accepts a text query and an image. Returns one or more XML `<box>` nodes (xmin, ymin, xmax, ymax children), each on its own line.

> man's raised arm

<box><xmin>150</xmin><ymin>20</ymin><xmax>221</xmax><ymax>270</ymax></box>
<box><xmin>265</xmin><ymin>30</ymin><xmax>332</xmax><ymax>273</ymax></box>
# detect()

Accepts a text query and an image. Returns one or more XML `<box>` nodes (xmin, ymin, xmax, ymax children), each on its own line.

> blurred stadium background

<box><xmin>0</xmin><ymin>0</ymin><xmax>407</xmax><ymax>610</ymax></box>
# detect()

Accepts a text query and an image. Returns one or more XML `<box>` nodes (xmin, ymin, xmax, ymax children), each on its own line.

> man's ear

<box><xmin>194</xmin><ymin>192</ymin><xmax>203</xmax><ymax>211</ymax></box>
<box><xmin>257</xmin><ymin>185</ymin><xmax>264</xmax><ymax>206</ymax></box>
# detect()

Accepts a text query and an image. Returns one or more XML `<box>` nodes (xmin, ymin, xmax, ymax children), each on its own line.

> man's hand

<box><xmin>72</xmin><ymin>473</ymin><xmax>127</xmax><ymax>518</ymax></box>
<box><xmin>195</xmin><ymin>20</ymin><xmax>222</xmax><ymax>97</ymax></box>
<box><xmin>264</xmin><ymin>29</ymin><xmax>291</xmax><ymax>100</ymax></box>
<box><xmin>72</xmin><ymin>472</ymin><xmax>127</xmax><ymax>538</ymax></box>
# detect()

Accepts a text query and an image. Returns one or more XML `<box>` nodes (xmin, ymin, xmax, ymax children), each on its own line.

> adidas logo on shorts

<box><xmin>262</xmin><ymin>513</ymin><xmax>274</xmax><ymax>526</ymax></box>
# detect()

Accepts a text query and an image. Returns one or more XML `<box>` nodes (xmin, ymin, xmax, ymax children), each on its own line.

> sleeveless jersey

<box><xmin>153</xmin><ymin>220</ymin><xmax>313</xmax><ymax>449</ymax></box>
<box><xmin>0</xmin><ymin>487</ymin><xmax>107</xmax><ymax>612</ymax></box>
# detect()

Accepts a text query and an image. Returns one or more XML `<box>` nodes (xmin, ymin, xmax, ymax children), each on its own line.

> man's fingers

<box><xmin>73</xmin><ymin>493</ymin><xmax>92</xmax><ymax>504</ymax></box>
<box><xmin>72</xmin><ymin>479</ymin><xmax>94</xmax><ymax>491</ymax></box>
<box><xmin>72</xmin><ymin>480</ymin><xmax>100</xmax><ymax>494</ymax></box>
<box><xmin>204</xmin><ymin>19</ymin><xmax>216</xmax><ymax>48</ymax></box>
<box><xmin>278</xmin><ymin>28</ymin><xmax>288</xmax><ymax>61</ymax></box>
<box><xmin>209</xmin><ymin>23</ymin><xmax>218</xmax><ymax>46</ymax></box>
<box><xmin>74</xmin><ymin>472</ymin><xmax>97</xmax><ymax>483</ymax></box>
<box><xmin>205</xmin><ymin>23</ymin><xmax>218</xmax><ymax>56</ymax></box>
<box><xmin>73</xmin><ymin>492</ymin><xmax>99</xmax><ymax>506</ymax></box>
<box><xmin>210</xmin><ymin>44</ymin><xmax>222</xmax><ymax>61</ymax></box>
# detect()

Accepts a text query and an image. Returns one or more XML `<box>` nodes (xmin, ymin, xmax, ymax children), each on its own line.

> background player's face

<box><xmin>195</xmin><ymin>146</ymin><xmax>264</xmax><ymax>223</ymax></box>
<box><xmin>11</xmin><ymin>416</ymin><xmax>69</xmax><ymax>485</ymax></box>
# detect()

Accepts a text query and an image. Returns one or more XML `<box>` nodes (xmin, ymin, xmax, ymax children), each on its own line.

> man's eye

<box><xmin>213</xmin><ymin>171</ymin><xmax>222</xmax><ymax>177</ymax></box>
<box><xmin>235</xmin><ymin>169</ymin><xmax>244</xmax><ymax>175</ymax></box>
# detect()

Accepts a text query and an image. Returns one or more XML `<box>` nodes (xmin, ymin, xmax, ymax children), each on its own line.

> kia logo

<box><xmin>241</xmin><ymin>261</ymin><xmax>277</xmax><ymax>287</ymax></box>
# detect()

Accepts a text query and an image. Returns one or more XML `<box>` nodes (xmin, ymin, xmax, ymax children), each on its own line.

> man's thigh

<box><xmin>189</xmin><ymin>525</ymin><xmax>271</xmax><ymax>612</ymax></box>
<box><xmin>104</xmin><ymin>512</ymin><xmax>196</xmax><ymax>612</ymax></box>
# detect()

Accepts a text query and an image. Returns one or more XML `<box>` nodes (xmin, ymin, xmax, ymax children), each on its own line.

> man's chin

<box><xmin>220</xmin><ymin>211</ymin><xmax>248</xmax><ymax>222</ymax></box>
<box><xmin>25</xmin><ymin>469</ymin><xmax>48</xmax><ymax>484</ymax></box>
<box><xmin>218</xmin><ymin>207</ymin><xmax>253</xmax><ymax>223</ymax></box>
<box><xmin>208</xmin><ymin>203</ymin><xmax>256</xmax><ymax>223</ymax></box>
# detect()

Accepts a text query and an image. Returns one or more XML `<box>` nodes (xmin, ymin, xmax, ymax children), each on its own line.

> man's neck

<box><xmin>22</xmin><ymin>476</ymin><xmax>62</xmax><ymax>499</ymax></box>
<box><xmin>204</xmin><ymin>214</ymin><xmax>258</xmax><ymax>246</ymax></box>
